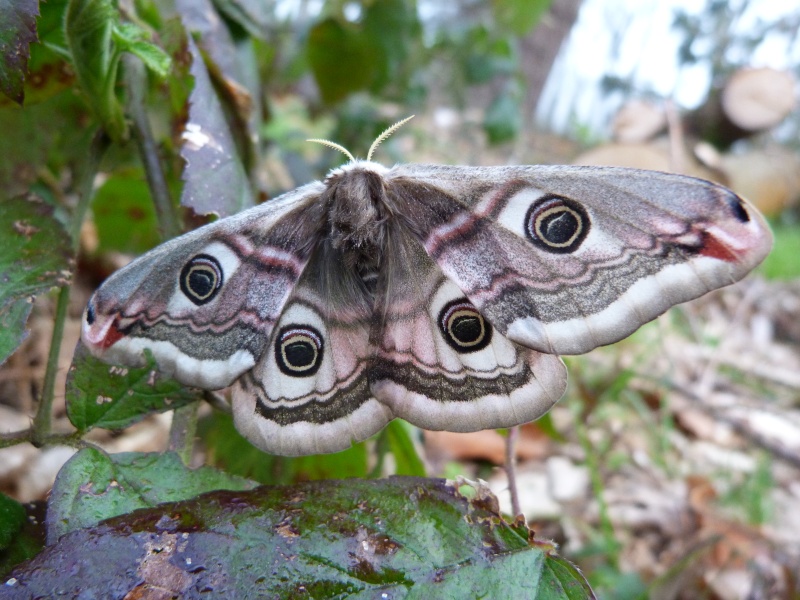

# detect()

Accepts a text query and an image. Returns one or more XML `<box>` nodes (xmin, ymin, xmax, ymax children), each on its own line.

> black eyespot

<box><xmin>85</xmin><ymin>301</ymin><xmax>96</xmax><ymax>325</ymax></box>
<box><xmin>439</xmin><ymin>299</ymin><xmax>492</xmax><ymax>353</ymax></box>
<box><xmin>725</xmin><ymin>194</ymin><xmax>750</xmax><ymax>223</ymax></box>
<box><xmin>525</xmin><ymin>195</ymin><xmax>590</xmax><ymax>253</ymax></box>
<box><xmin>275</xmin><ymin>325</ymin><xmax>324</xmax><ymax>377</ymax></box>
<box><xmin>180</xmin><ymin>254</ymin><xmax>223</xmax><ymax>305</ymax></box>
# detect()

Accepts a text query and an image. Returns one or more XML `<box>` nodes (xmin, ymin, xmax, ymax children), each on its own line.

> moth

<box><xmin>81</xmin><ymin>118</ymin><xmax>772</xmax><ymax>456</ymax></box>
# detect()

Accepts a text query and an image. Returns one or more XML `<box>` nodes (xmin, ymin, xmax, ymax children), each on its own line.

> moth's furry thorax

<box><xmin>323</xmin><ymin>162</ymin><xmax>394</xmax><ymax>272</ymax></box>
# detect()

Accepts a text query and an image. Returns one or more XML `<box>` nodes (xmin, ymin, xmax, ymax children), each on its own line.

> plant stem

<box><xmin>70</xmin><ymin>131</ymin><xmax>111</xmax><ymax>253</ymax></box>
<box><xmin>33</xmin><ymin>130</ymin><xmax>110</xmax><ymax>446</ymax></box>
<box><xmin>505</xmin><ymin>426</ymin><xmax>522</xmax><ymax>517</ymax></box>
<box><xmin>169</xmin><ymin>404</ymin><xmax>198</xmax><ymax>465</ymax></box>
<box><xmin>123</xmin><ymin>54</ymin><xmax>181</xmax><ymax>239</ymax></box>
<box><xmin>31</xmin><ymin>286</ymin><xmax>71</xmax><ymax>445</ymax></box>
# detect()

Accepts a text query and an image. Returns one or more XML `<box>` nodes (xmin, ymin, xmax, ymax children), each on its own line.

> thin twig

<box><xmin>69</xmin><ymin>131</ymin><xmax>111</xmax><ymax>253</ymax></box>
<box><xmin>123</xmin><ymin>54</ymin><xmax>181</xmax><ymax>239</ymax></box>
<box><xmin>31</xmin><ymin>287</ymin><xmax>71</xmax><ymax>445</ymax></box>
<box><xmin>505</xmin><ymin>426</ymin><xmax>522</xmax><ymax>517</ymax></box>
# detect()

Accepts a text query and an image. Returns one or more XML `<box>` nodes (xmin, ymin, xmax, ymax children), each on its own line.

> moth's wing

<box><xmin>369</xmin><ymin>231</ymin><xmax>567</xmax><ymax>432</ymax></box>
<box><xmin>231</xmin><ymin>246</ymin><xmax>393</xmax><ymax>456</ymax></box>
<box><xmin>387</xmin><ymin>165</ymin><xmax>772</xmax><ymax>355</ymax></box>
<box><xmin>81</xmin><ymin>182</ymin><xmax>326</xmax><ymax>389</ymax></box>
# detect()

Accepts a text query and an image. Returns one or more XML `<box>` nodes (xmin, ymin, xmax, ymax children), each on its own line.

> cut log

<box><xmin>612</xmin><ymin>100</ymin><xmax>667</xmax><ymax>143</ymax></box>
<box><xmin>686</xmin><ymin>67</ymin><xmax>797</xmax><ymax>149</ymax></box>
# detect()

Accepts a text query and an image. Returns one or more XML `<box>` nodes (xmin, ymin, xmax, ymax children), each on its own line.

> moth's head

<box><xmin>80</xmin><ymin>237</ymin><xmax>266</xmax><ymax>389</ymax></box>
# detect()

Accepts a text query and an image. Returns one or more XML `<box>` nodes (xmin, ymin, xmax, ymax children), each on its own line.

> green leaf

<box><xmin>0</xmin><ymin>195</ymin><xmax>72</xmax><ymax>363</ymax></box>
<box><xmin>91</xmin><ymin>169</ymin><xmax>160</xmax><ymax>255</ymax></box>
<box><xmin>181</xmin><ymin>35</ymin><xmax>254</xmax><ymax>217</ymax></box>
<box><xmin>492</xmin><ymin>0</ymin><xmax>552</xmax><ymax>36</ymax></box>
<box><xmin>0</xmin><ymin>195</ymin><xmax>72</xmax><ymax>308</ymax></box>
<box><xmin>0</xmin><ymin>89</ymin><xmax>93</xmax><ymax>196</ymax></box>
<box><xmin>66</xmin><ymin>344</ymin><xmax>201</xmax><ymax>432</ymax></box>
<box><xmin>0</xmin><ymin>0</ymin><xmax>75</xmax><ymax>108</ymax></box>
<box><xmin>15</xmin><ymin>477</ymin><xmax>594</xmax><ymax>597</ymax></box>
<box><xmin>0</xmin><ymin>299</ymin><xmax>32</xmax><ymax>366</ymax></box>
<box><xmin>45</xmin><ymin>448</ymin><xmax>258</xmax><ymax>543</ymax></box>
<box><xmin>65</xmin><ymin>0</ymin><xmax>127</xmax><ymax>141</ymax></box>
<box><xmin>361</xmin><ymin>0</ymin><xmax>416</xmax><ymax>93</ymax></box>
<box><xmin>112</xmin><ymin>23</ymin><xmax>171</xmax><ymax>77</ymax></box>
<box><xmin>0</xmin><ymin>0</ymin><xmax>40</xmax><ymax>104</ymax></box>
<box><xmin>307</xmin><ymin>17</ymin><xmax>376</xmax><ymax>104</ymax></box>
<box><xmin>200</xmin><ymin>411</ymin><xmax>370</xmax><ymax>485</ymax></box>
<box><xmin>0</xmin><ymin>493</ymin><xmax>25</xmax><ymax>550</ymax></box>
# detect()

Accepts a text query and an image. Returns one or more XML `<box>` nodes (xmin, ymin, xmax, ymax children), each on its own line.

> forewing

<box><xmin>81</xmin><ymin>182</ymin><xmax>326</xmax><ymax>389</ymax></box>
<box><xmin>387</xmin><ymin>164</ymin><xmax>772</xmax><ymax>355</ymax></box>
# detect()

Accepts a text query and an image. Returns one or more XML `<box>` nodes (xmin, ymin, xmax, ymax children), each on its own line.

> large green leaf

<box><xmin>0</xmin><ymin>89</ymin><xmax>93</xmax><ymax>196</ymax></box>
<box><xmin>66</xmin><ymin>344</ymin><xmax>201</xmax><ymax>432</ymax></box>
<box><xmin>0</xmin><ymin>0</ymin><xmax>39</xmax><ymax>104</ymax></box>
<box><xmin>45</xmin><ymin>448</ymin><xmax>258</xmax><ymax>544</ymax></box>
<box><xmin>0</xmin><ymin>195</ymin><xmax>72</xmax><ymax>364</ymax></box>
<box><xmin>13</xmin><ymin>477</ymin><xmax>594</xmax><ymax>598</ymax></box>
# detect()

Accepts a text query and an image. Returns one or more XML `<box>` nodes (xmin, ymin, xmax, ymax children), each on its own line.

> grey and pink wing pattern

<box><xmin>368</xmin><ymin>231</ymin><xmax>567</xmax><ymax>435</ymax></box>
<box><xmin>386</xmin><ymin>164</ymin><xmax>772</xmax><ymax>355</ymax></box>
<box><xmin>81</xmin><ymin>182</ymin><xmax>326</xmax><ymax>389</ymax></box>
<box><xmin>232</xmin><ymin>227</ymin><xmax>567</xmax><ymax>456</ymax></box>
<box><xmin>231</xmin><ymin>251</ymin><xmax>391</xmax><ymax>456</ymax></box>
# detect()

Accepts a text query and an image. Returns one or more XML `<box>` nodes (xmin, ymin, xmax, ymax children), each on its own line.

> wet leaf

<box><xmin>0</xmin><ymin>0</ymin><xmax>39</xmax><ymax>104</ymax></box>
<box><xmin>180</xmin><ymin>34</ymin><xmax>254</xmax><ymax>217</ymax></box>
<box><xmin>45</xmin><ymin>448</ymin><xmax>257</xmax><ymax>544</ymax></box>
<box><xmin>66</xmin><ymin>344</ymin><xmax>201</xmax><ymax>433</ymax></box>
<box><xmin>13</xmin><ymin>477</ymin><xmax>594</xmax><ymax>598</ymax></box>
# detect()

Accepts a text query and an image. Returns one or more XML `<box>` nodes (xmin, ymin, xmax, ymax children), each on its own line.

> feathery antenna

<box><xmin>306</xmin><ymin>115</ymin><xmax>414</xmax><ymax>163</ymax></box>
<box><xmin>305</xmin><ymin>138</ymin><xmax>355</xmax><ymax>162</ymax></box>
<box><xmin>367</xmin><ymin>115</ymin><xmax>414</xmax><ymax>161</ymax></box>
